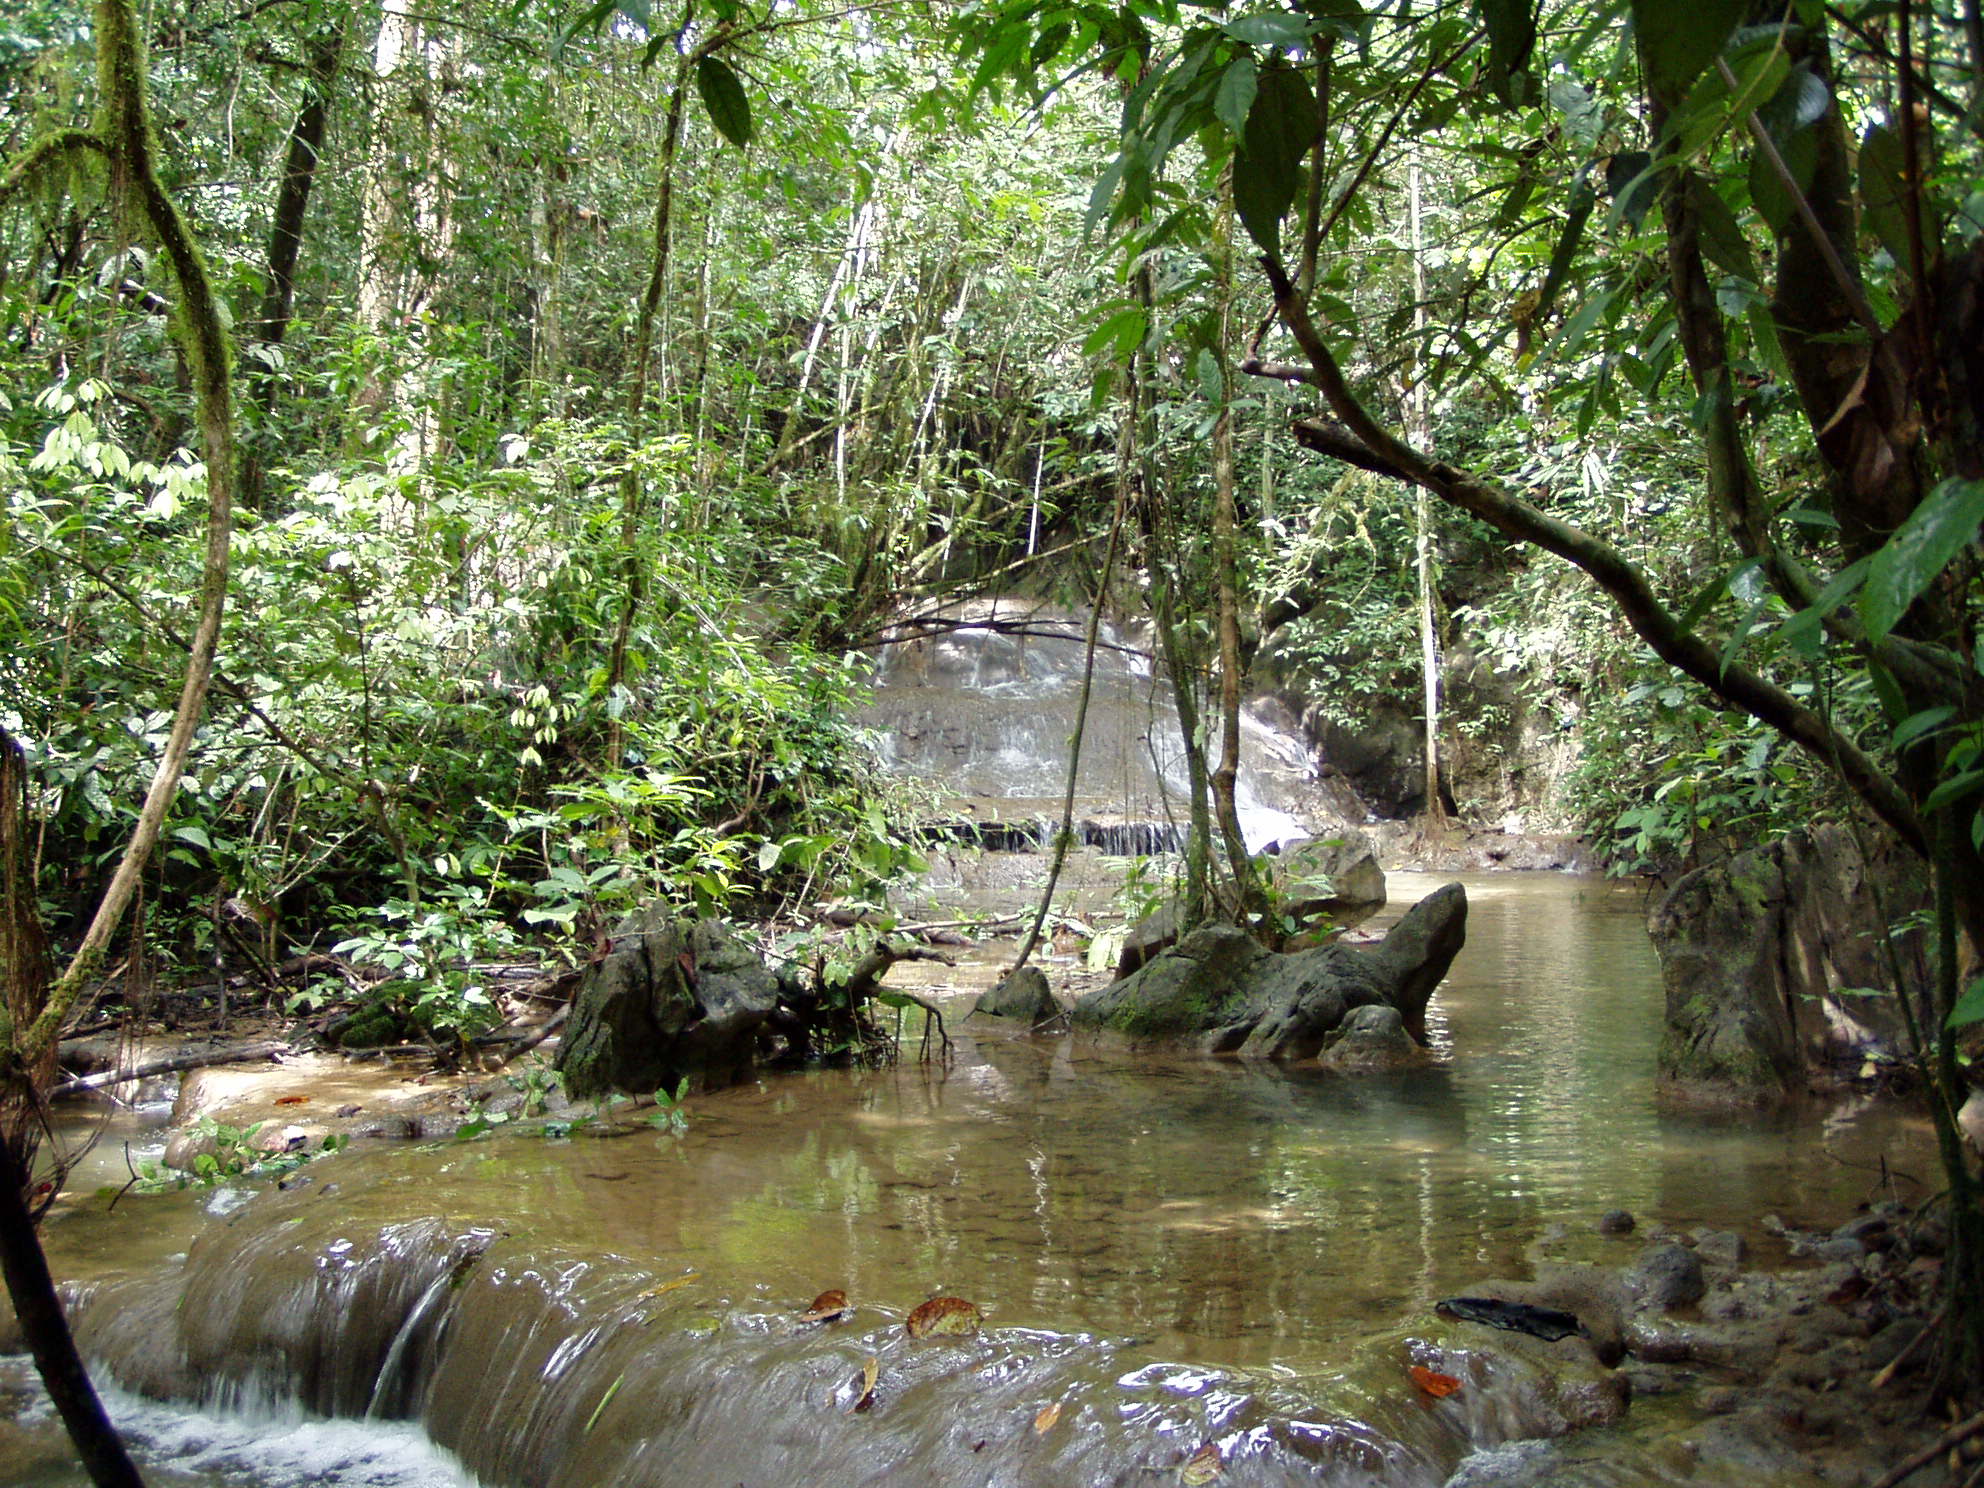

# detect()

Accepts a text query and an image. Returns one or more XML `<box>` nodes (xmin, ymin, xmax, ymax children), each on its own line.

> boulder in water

<box><xmin>1269</xmin><ymin>830</ymin><xmax>1386</xmax><ymax>936</ymax></box>
<box><xmin>972</xmin><ymin>966</ymin><xmax>1058</xmax><ymax>1023</ymax></box>
<box><xmin>557</xmin><ymin>912</ymin><xmax>785</xmax><ymax>1100</ymax></box>
<box><xmin>1071</xmin><ymin>882</ymin><xmax>1466</xmax><ymax>1060</ymax></box>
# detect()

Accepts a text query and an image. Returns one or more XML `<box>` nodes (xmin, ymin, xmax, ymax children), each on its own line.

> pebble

<box><xmin>1597</xmin><ymin>1209</ymin><xmax>1635</xmax><ymax>1235</ymax></box>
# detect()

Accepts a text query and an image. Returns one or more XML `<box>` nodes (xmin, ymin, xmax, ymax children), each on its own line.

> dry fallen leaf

<box><xmin>905</xmin><ymin>1296</ymin><xmax>983</xmax><ymax>1339</ymax></box>
<box><xmin>1033</xmin><ymin>1402</ymin><xmax>1062</xmax><ymax>1435</ymax></box>
<box><xmin>1180</xmin><ymin>1441</ymin><xmax>1223</xmax><ymax>1484</ymax></box>
<box><xmin>1409</xmin><ymin>1365</ymin><xmax>1463</xmax><ymax>1398</ymax></box>
<box><xmin>847</xmin><ymin>1354</ymin><xmax>879</xmax><ymax>1414</ymax></box>
<box><xmin>801</xmin><ymin>1289</ymin><xmax>850</xmax><ymax>1323</ymax></box>
<box><xmin>635</xmin><ymin>1273</ymin><xmax>700</xmax><ymax>1300</ymax></box>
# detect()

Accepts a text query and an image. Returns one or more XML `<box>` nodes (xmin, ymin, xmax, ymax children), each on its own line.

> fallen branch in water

<box><xmin>473</xmin><ymin>1006</ymin><xmax>570</xmax><ymax>1066</ymax></box>
<box><xmin>53</xmin><ymin>1039</ymin><xmax>287</xmax><ymax>1097</ymax></box>
<box><xmin>1870</xmin><ymin>1405</ymin><xmax>1984</xmax><ymax>1488</ymax></box>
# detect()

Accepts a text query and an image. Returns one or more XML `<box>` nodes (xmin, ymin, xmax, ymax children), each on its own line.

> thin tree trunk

<box><xmin>604</xmin><ymin>60</ymin><xmax>689</xmax><ymax>771</ymax></box>
<box><xmin>2</xmin><ymin>2</ymin><xmax>240</xmax><ymax>1481</ymax></box>
<box><xmin>0</xmin><ymin>1138</ymin><xmax>142</xmax><ymax>1487</ymax></box>
<box><xmin>1010</xmin><ymin>466</ymin><xmax>1128</xmax><ymax>971</ymax></box>
<box><xmin>1210</xmin><ymin>171</ymin><xmax>1262</xmax><ymax>919</ymax></box>
<box><xmin>1407</xmin><ymin>155</ymin><xmax>1446</xmax><ymax>828</ymax></box>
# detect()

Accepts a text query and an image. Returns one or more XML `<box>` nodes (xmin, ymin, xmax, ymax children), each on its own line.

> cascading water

<box><xmin>858</xmin><ymin>602</ymin><xmax>1364</xmax><ymax>854</ymax></box>
<box><xmin>11</xmin><ymin>878</ymin><xmax>1940</xmax><ymax>1486</ymax></box>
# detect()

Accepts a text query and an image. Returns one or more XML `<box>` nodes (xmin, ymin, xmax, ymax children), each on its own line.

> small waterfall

<box><xmin>861</xmin><ymin>602</ymin><xmax>1363</xmax><ymax>854</ymax></box>
<box><xmin>65</xmin><ymin>1164</ymin><xmax>1624</xmax><ymax>1488</ymax></box>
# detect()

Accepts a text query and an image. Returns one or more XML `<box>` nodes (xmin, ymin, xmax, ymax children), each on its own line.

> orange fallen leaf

<box><xmin>905</xmin><ymin>1295</ymin><xmax>983</xmax><ymax>1339</ymax></box>
<box><xmin>846</xmin><ymin>1354</ymin><xmax>879</xmax><ymax>1414</ymax></box>
<box><xmin>801</xmin><ymin>1289</ymin><xmax>850</xmax><ymax>1323</ymax></box>
<box><xmin>1410</xmin><ymin>1365</ymin><xmax>1463</xmax><ymax>1398</ymax></box>
<box><xmin>1181</xmin><ymin>1441</ymin><xmax>1223</xmax><ymax>1484</ymax></box>
<box><xmin>274</xmin><ymin>1095</ymin><xmax>310</xmax><ymax>1106</ymax></box>
<box><xmin>635</xmin><ymin>1273</ymin><xmax>699</xmax><ymax>1300</ymax></box>
<box><xmin>1033</xmin><ymin>1402</ymin><xmax>1062</xmax><ymax>1434</ymax></box>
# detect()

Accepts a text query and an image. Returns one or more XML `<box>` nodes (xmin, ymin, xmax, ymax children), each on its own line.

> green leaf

<box><xmin>1688</xmin><ymin>176</ymin><xmax>1756</xmax><ymax>281</ymax></box>
<box><xmin>1222</xmin><ymin>12</ymin><xmax>1316</xmax><ymax>47</ymax></box>
<box><xmin>1924</xmin><ymin>770</ymin><xmax>1984</xmax><ymax>814</ymax></box>
<box><xmin>1749</xmin><ymin>118</ymin><xmax>1816</xmax><ymax>237</ymax></box>
<box><xmin>1479</xmin><ymin>0</ymin><xmax>1538</xmax><ymax>107</ymax></box>
<box><xmin>1082</xmin><ymin>305</ymin><xmax>1148</xmax><ymax>360</ymax></box>
<box><xmin>1948</xmin><ymin>974</ymin><xmax>1984</xmax><ymax>1031</ymax></box>
<box><xmin>1632</xmin><ymin>0</ymin><xmax>1744</xmax><ymax>106</ymax></box>
<box><xmin>1213</xmin><ymin>55</ymin><xmax>1257</xmax><ymax>138</ymax></box>
<box><xmin>1859</xmin><ymin>123</ymin><xmax>1933</xmax><ymax>270</ymax></box>
<box><xmin>1773</xmin><ymin>555</ymin><xmax>1868</xmax><ymax>659</ymax></box>
<box><xmin>695</xmin><ymin>54</ymin><xmax>752</xmax><ymax>149</ymax></box>
<box><xmin>1891</xmin><ymin>707</ymin><xmax>1955</xmax><ymax>751</ymax></box>
<box><xmin>172</xmin><ymin>824</ymin><xmax>213</xmax><ymax>850</ymax></box>
<box><xmin>1858</xmin><ymin>477</ymin><xmax>1984</xmax><ymax>643</ymax></box>
<box><xmin>1233</xmin><ymin>62</ymin><xmax>1316</xmax><ymax>257</ymax></box>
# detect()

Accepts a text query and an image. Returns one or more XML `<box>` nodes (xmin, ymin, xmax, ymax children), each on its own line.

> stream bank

<box><xmin>6</xmin><ymin>870</ymin><xmax>1956</xmax><ymax>1485</ymax></box>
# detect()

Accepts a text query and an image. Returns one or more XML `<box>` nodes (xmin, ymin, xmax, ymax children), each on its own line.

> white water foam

<box><xmin>4</xmin><ymin>1356</ymin><xmax>476</xmax><ymax>1487</ymax></box>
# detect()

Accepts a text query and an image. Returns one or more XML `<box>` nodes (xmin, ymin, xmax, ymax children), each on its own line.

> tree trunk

<box><xmin>2</xmin><ymin>1</ymin><xmax>240</xmax><ymax>1479</ymax></box>
<box><xmin>1210</xmin><ymin>172</ymin><xmax>1263</xmax><ymax>919</ymax></box>
<box><xmin>0</xmin><ymin>1139</ymin><xmax>143</xmax><ymax>1488</ymax></box>
<box><xmin>1407</xmin><ymin>155</ymin><xmax>1446</xmax><ymax>829</ymax></box>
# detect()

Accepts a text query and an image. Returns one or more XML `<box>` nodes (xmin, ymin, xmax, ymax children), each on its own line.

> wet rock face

<box><xmin>557</xmin><ymin>912</ymin><xmax>784</xmax><ymax>1101</ymax></box>
<box><xmin>972</xmin><ymin>966</ymin><xmax>1058</xmax><ymax>1023</ymax></box>
<box><xmin>1070</xmin><ymin>883</ymin><xmax>1466</xmax><ymax>1061</ymax></box>
<box><xmin>1268</xmin><ymin>829</ymin><xmax>1387</xmax><ymax>936</ymax></box>
<box><xmin>1648</xmin><ymin>823</ymin><xmax>1926</xmax><ymax>1098</ymax></box>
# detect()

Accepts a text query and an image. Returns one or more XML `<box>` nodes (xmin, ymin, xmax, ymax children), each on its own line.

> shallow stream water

<box><xmin>6</xmin><ymin>872</ymin><xmax>1937</xmax><ymax>1485</ymax></box>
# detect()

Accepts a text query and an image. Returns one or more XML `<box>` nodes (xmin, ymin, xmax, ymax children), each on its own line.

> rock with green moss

<box><xmin>1070</xmin><ymin>882</ymin><xmax>1467</xmax><ymax>1060</ymax></box>
<box><xmin>1649</xmin><ymin>823</ymin><xmax>1925</xmax><ymax>1099</ymax></box>
<box><xmin>556</xmin><ymin>911</ymin><xmax>784</xmax><ymax>1101</ymax></box>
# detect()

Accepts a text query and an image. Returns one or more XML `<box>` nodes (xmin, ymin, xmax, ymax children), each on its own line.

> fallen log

<box><xmin>54</xmin><ymin>1040</ymin><xmax>288</xmax><ymax>1098</ymax></box>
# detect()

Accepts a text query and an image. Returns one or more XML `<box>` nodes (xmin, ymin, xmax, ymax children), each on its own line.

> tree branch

<box><xmin>1258</xmin><ymin>257</ymin><xmax>1925</xmax><ymax>855</ymax></box>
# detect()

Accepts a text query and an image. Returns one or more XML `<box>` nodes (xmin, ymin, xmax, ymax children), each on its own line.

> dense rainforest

<box><xmin>3</xmin><ymin>0</ymin><xmax>1984</xmax><ymax>1480</ymax></box>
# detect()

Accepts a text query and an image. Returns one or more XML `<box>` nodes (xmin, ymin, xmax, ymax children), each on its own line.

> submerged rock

<box><xmin>1070</xmin><ymin>882</ymin><xmax>1466</xmax><ymax>1060</ymax></box>
<box><xmin>557</xmin><ymin>912</ymin><xmax>785</xmax><ymax>1100</ymax></box>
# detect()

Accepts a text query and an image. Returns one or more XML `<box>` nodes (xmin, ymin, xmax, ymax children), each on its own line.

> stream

<box><xmin>4</xmin><ymin>871</ymin><xmax>1936</xmax><ymax>1486</ymax></box>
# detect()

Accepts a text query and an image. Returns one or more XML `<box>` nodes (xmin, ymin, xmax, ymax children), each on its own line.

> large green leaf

<box><xmin>695</xmin><ymin>54</ymin><xmax>752</xmax><ymax>149</ymax></box>
<box><xmin>1859</xmin><ymin>123</ymin><xmax>1935</xmax><ymax>270</ymax></box>
<box><xmin>1232</xmin><ymin>62</ymin><xmax>1315</xmax><ymax>257</ymax></box>
<box><xmin>1222</xmin><ymin>11</ymin><xmax>1316</xmax><ymax>47</ymax></box>
<box><xmin>1631</xmin><ymin>0</ymin><xmax>1744</xmax><ymax>106</ymax></box>
<box><xmin>1949</xmin><ymin>974</ymin><xmax>1984</xmax><ymax>1032</ymax></box>
<box><xmin>1688</xmin><ymin>175</ymin><xmax>1757</xmax><ymax>281</ymax></box>
<box><xmin>1213</xmin><ymin>55</ymin><xmax>1257</xmax><ymax>138</ymax></box>
<box><xmin>1858</xmin><ymin>477</ymin><xmax>1984</xmax><ymax>643</ymax></box>
<box><xmin>1479</xmin><ymin>0</ymin><xmax>1538</xmax><ymax>107</ymax></box>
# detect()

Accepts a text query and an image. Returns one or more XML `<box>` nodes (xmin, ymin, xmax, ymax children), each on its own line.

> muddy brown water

<box><xmin>5</xmin><ymin>872</ymin><xmax>1937</xmax><ymax>1486</ymax></box>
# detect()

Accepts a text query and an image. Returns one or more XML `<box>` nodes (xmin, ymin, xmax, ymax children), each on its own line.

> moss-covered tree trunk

<box><xmin>0</xmin><ymin>0</ymin><xmax>239</xmax><ymax>1477</ymax></box>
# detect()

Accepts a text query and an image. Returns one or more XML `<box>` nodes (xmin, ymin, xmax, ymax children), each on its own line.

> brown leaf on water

<box><xmin>635</xmin><ymin>1272</ymin><xmax>699</xmax><ymax>1300</ymax></box>
<box><xmin>1180</xmin><ymin>1441</ymin><xmax>1223</xmax><ymax>1484</ymax></box>
<box><xmin>905</xmin><ymin>1295</ymin><xmax>983</xmax><ymax>1339</ymax></box>
<box><xmin>846</xmin><ymin>1354</ymin><xmax>879</xmax><ymax>1414</ymax></box>
<box><xmin>274</xmin><ymin>1094</ymin><xmax>310</xmax><ymax>1106</ymax></box>
<box><xmin>801</xmin><ymin>1289</ymin><xmax>850</xmax><ymax>1322</ymax></box>
<box><xmin>1409</xmin><ymin>1365</ymin><xmax>1463</xmax><ymax>1398</ymax></box>
<box><xmin>1033</xmin><ymin>1402</ymin><xmax>1062</xmax><ymax>1434</ymax></box>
